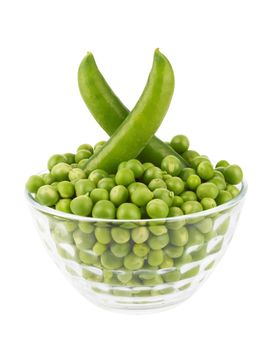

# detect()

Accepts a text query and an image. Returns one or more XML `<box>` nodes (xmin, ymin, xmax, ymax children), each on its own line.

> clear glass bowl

<box><xmin>26</xmin><ymin>180</ymin><xmax>247</xmax><ymax>311</ymax></box>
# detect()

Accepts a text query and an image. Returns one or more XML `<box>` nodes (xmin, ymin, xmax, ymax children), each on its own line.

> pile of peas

<box><xmin>26</xmin><ymin>134</ymin><xmax>243</xmax><ymax>221</ymax></box>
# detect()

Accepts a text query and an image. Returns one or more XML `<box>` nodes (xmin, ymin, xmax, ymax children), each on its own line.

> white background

<box><xmin>1</xmin><ymin>0</ymin><xmax>268</xmax><ymax>349</ymax></box>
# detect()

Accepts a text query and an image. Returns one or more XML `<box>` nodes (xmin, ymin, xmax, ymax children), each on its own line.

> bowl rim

<box><xmin>25</xmin><ymin>175</ymin><xmax>248</xmax><ymax>223</ymax></box>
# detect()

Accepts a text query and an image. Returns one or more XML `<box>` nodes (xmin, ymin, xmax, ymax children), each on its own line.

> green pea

<box><xmin>94</xmin><ymin>140</ymin><xmax>106</xmax><ymax>151</ymax></box>
<box><xmin>117</xmin><ymin>271</ymin><xmax>133</xmax><ymax>284</ymax></box>
<box><xmin>26</xmin><ymin>175</ymin><xmax>45</xmax><ymax>193</ymax></box>
<box><xmin>133</xmin><ymin>243</ymin><xmax>150</xmax><ymax>257</ymax></box>
<box><xmin>168</xmin><ymin>206</ymin><xmax>184</xmax><ymax>217</ymax></box>
<box><xmin>174</xmin><ymin>252</ymin><xmax>192</xmax><ymax>267</ymax></box>
<box><xmin>36</xmin><ymin>185</ymin><xmax>59</xmax><ymax>206</ymax></box>
<box><xmin>148</xmin><ymin>225</ymin><xmax>167</xmax><ymax>236</ymax></box>
<box><xmin>115</xmin><ymin>168</ymin><xmax>135</xmax><ymax>186</ymax></box>
<box><xmin>110</xmin><ymin>185</ymin><xmax>129</xmax><ymax>206</ymax></box>
<box><xmin>92</xmin><ymin>200</ymin><xmax>116</xmax><ymax>219</ymax></box>
<box><xmin>172</xmin><ymin>195</ymin><xmax>184</xmax><ymax>207</ymax></box>
<box><xmin>181</xmin><ymin>201</ymin><xmax>203</xmax><ymax>214</ymax></box>
<box><xmin>78</xmin><ymin>221</ymin><xmax>94</xmax><ymax>234</ymax></box>
<box><xmin>143</xmin><ymin>166</ymin><xmax>163</xmax><ymax>184</ymax></box>
<box><xmin>165</xmin><ymin>177</ymin><xmax>185</xmax><ymax>195</ymax></box>
<box><xmin>117</xmin><ymin>161</ymin><xmax>128</xmax><ymax>170</ymax></box>
<box><xmin>90</xmin><ymin>188</ymin><xmax>109</xmax><ymax>203</ymax></box>
<box><xmin>128</xmin><ymin>182</ymin><xmax>147</xmax><ymax>194</ymax></box>
<box><xmin>181</xmin><ymin>266</ymin><xmax>200</xmax><ymax>279</ymax></box>
<box><xmin>117</xmin><ymin>203</ymin><xmax>141</xmax><ymax>220</ymax></box>
<box><xmin>126</xmin><ymin>159</ymin><xmax>144</xmax><ymax>178</ymax></box>
<box><xmin>181</xmin><ymin>150</ymin><xmax>200</xmax><ymax>164</ymax></box>
<box><xmin>111</xmin><ymin>227</ymin><xmax>130</xmax><ymax>244</ymax></box>
<box><xmin>124</xmin><ymin>253</ymin><xmax>144</xmax><ymax>270</ymax></box>
<box><xmin>216</xmin><ymin>160</ymin><xmax>229</xmax><ymax>168</ymax></box>
<box><xmin>161</xmin><ymin>155</ymin><xmax>183</xmax><ymax>176</ymax></box>
<box><xmin>200</xmin><ymin>198</ymin><xmax>217</xmax><ymax>210</ymax></box>
<box><xmin>57</xmin><ymin>181</ymin><xmax>75</xmax><ymax>198</ymax></box>
<box><xmin>143</xmin><ymin>275</ymin><xmax>163</xmax><ymax>286</ymax></box>
<box><xmin>153</xmin><ymin>188</ymin><xmax>174</xmax><ymax>207</ymax></box>
<box><xmin>190</xmin><ymin>156</ymin><xmax>210</xmax><ymax>169</ymax></box>
<box><xmin>180</xmin><ymin>190</ymin><xmax>197</xmax><ymax>202</ymax></box>
<box><xmin>224</xmin><ymin>164</ymin><xmax>243</xmax><ymax>185</ymax></box>
<box><xmin>88</xmin><ymin>169</ymin><xmax>108</xmax><ymax>185</ymax></box>
<box><xmin>148</xmin><ymin>233</ymin><xmax>169</xmax><ymax>250</ymax></box>
<box><xmin>162</xmin><ymin>174</ymin><xmax>172</xmax><ymax>181</ymax></box>
<box><xmin>203</xmin><ymin>230</ymin><xmax>217</xmax><ymax>242</ymax></box>
<box><xmin>142</xmin><ymin>162</ymin><xmax>154</xmax><ymax>171</ymax></box>
<box><xmin>73</xmin><ymin>229</ymin><xmax>96</xmax><ymax>249</ymax></box>
<box><xmin>197</xmin><ymin>161</ymin><xmax>214</xmax><ymax>180</ymax></box>
<box><xmin>75</xmin><ymin>149</ymin><xmax>92</xmax><ymax>163</ymax></box>
<box><xmin>101</xmin><ymin>251</ymin><xmax>123</xmax><ymax>269</ymax></box>
<box><xmin>131</xmin><ymin>187</ymin><xmax>153</xmax><ymax>206</ymax></box>
<box><xmin>186</xmin><ymin>174</ymin><xmax>201</xmax><ymax>190</ymax></box>
<box><xmin>55</xmin><ymin>199</ymin><xmax>72</xmax><ymax>213</ymax></box>
<box><xmin>63</xmin><ymin>153</ymin><xmax>75</xmax><ymax>165</ymax></box>
<box><xmin>78</xmin><ymin>159</ymin><xmax>89</xmax><ymax>170</ymax></box>
<box><xmin>68</xmin><ymin>168</ymin><xmax>87</xmax><ymax>182</ymax></box>
<box><xmin>111</xmin><ymin>242</ymin><xmax>131</xmax><ymax>258</ymax></box>
<box><xmin>195</xmin><ymin>218</ymin><xmax>213</xmax><ymax>233</ymax></box>
<box><xmin>148</xmin><ymin>178</ymin><xmax>167</xmax><ymax>191</ymax></box>
<box><xmin>209</xmin><ymin>176</ymin><xmax>226</xmax><ymax>191</ymax></box>
<box><xmin>79</xmin><ymin>250</ymin><xmax>98</xmax><ymax>265</ymax></box>
<box><xmin>92</xmin><ymin>242</ymin><xmax>107</xmax><ymax>256</ymax></box>
<box><xmin>170</xmin><ymin>226</ymin><xmax>188</xmax><ymax>246</ymax></box>
<box><xmin>170</xmin><ymin>135</ymin><xmax>189</xmax><ymax>154</ymax></box>
<box><xmin>148</xmin><ymin>249</ymin><xmax>164</xmax><ymax>267</ymax></box>
<box><xmin>196</xmin><ymin>183</ymin><xmax>219</xmax><ymax>199</ymax></box>
<box><xmin>95</xmin><ymin>227</ymin><xmax>111</xmax><ymax>244</ymax></box>
<box><xmin>74</xmin><ymin>179</ymin><xmax>95</xmax><ymax>196</ymax></box>
<box><xmin>77</xmin><ymin>143</ymin><xmax>93</xmax><ymax>153</ymax></box>
<box><xmin>163</xmin><ymin>270</ymin><xmax>181</xmax><ymax>283</ymax></box>
<box><xmin>82</xmin><ymin>269</ymin><xmax>103</xmax><ymax>282</ymax></box>
<box><xmin>186</xmin><ymin>226</ymin><xmax>204</xmax><ymax>247</ymax></box>
<box><xmin>51</xmin><ymin>163</ymin><xmax>71</xmax><ymax>181</ymax></box>
<box><xmin>164</xmin><ymin>245</ymin><xmax>184</xmax><ymax>258</ymax></box>
<box><xmin>132</xmin><ymin>226</ymin><xmax>149</xmax><ymax>243</ymax></box>
<box><xmin>216</xmin><ymin>190</ymin><xmax>233</xmax><ymax>205</ymax></box>
<box><xmin>97</xmin><ymin>177</ymin><xmax>115</xmax><ymax>191</ymax></box>
<box><xmin>226</xmin><ymin>184</ymin><xmax>240</xmax><ymax>198</ymax></box>
<box><xmin>42</xmin><ymin>173</ymin><xmax>54</xmax><ymax>185</ymax></box>
<box><xmin>160</xmin><ymin>256</ymin><xmax>174</xmax><ymax>268</ymax></box>
<box><xmin>191</xmin><ymin>245</ymin><xmax>207</xmax><ymax>261</ymax></box>
<box><xmin>180</xmin><ymin>168</ymin><xmax>196</xmax><ymax>181</ymax></box>
<box><xmin>51</xmin><ymin>225</ymin><xmax>74</xmax><ymax>244</ymax></box>
<box><xmin>70</xmin><ymin>195</ymin><xmax>93</xmax><ymax>216</ymax></box>
<box><xmin>216</xmin><ymin>217</ymin><xmax>230</xmax><ymax>235</ymax></box>
<box><xmin>146</xmin><ymin>199</ymin><xmax>169</xmax><ymax>219</ymax></box>
<box><xmin>47</xmin><ymin>154</ymin><xmax>67</xmax><ymax>171</ymax></box>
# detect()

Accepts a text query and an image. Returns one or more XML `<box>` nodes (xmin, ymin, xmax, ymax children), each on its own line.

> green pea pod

<box><xmin>82</xmin><ymin>49</ymin><xmax>175</xmax><ymax>173</ymax></box>
<box><xmin>78</xmin><ymin>51</ymin><xmax>188</xmax><ymax>167</ymax></box>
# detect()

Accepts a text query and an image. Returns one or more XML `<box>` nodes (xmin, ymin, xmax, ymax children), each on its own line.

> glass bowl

<box><xmin>26</xmin><ymin>180</ymin><xmax>247</xmax><ymax>311</ymax></box>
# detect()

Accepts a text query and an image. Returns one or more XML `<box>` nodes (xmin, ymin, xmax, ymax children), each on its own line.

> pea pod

<box><xmin>83</xmin><ymin>49</ymin><xmax>175</xmax><ymax>173</ymax></box>
<box><xmin>78</xmin><ymin>51</ymin><xmax>188</xmax><ymax>167</ymax></box>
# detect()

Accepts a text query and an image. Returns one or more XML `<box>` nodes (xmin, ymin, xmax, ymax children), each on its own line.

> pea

<box><xmin>117</xmin><ymin>161</ymin><xmax>128</xmax><ymax>170</ymax></box>
<box><xmin>209</xmin><ymin>176</ymin><xmax>226</xmax><ymax>191</ymax></box>
<box><xmin>115</xmin><ymin>168</ymin><xmax>135</xmax><ymax>186</ymax></box>
<box><xmin>148</xmin><ymin>249</ymin><xmax>164</xmax><ymax>267</ymax></box>
<box><xmin>181</xmin><ymin>150</ymin><xmax>200</xmax><ymax>164</ymax></box>
<box><xmin>47</xmin><ymin>154</ymin><xmax>66</xmax><ymax>171</ymax></box>
<box><xmin>143</xmin><ymin>166</ymin><xmax>163</xmax><ymax>184</ymax></box>
<box><xmin>77</xmin><ymin>143</ymin><xmax>93</xmax><ymax>153</ymax></box>
<box><xmin>111</xmin><ymin>242</ymin><xmax>131</xmax><ymax>258</ymax></box>
<box><xmin>55</xmin><ymin>199</ymin><xmax>72</xmax><ymax>213</ymax></box>
<box><xmin>170</xmin><ymin>135</ymin><xmax>189</xmax><ymax>154</ymax></box>
<box><xmin>203</xmin><ymin>230</ymin><xmax>217</xmax><ymax>242</ymax></box>
<box><xmin>79</xmin><ymin>250</ymin><xmax>98</xmax><ymax>265</ymax></box>
<box><xmin>68</xmin><ymin>168</ymin><xmax>86</xmax><ymax>182</ymax></box>
<box><xmin>73</xmin><ymin>229</ymin><xmax>96</xmax><ymax>249</ymax></box>
<box><xmin>92</xmin><ymin>200</ymin><xmax>116</xmax><ymax>219</ymax></box>
<box><xmin>111</xmin><ymin>227</ymin><xmax>130</xmax><ymax>244</ymax></box>
<box><xmin>146</xmin><ymin>199</ymin><xmax>169</xmax><ymax>219</ymax></box>
<box><xmin>180</xmin><ymin>190</ymin><xmax>197</xmax><ymax>202</ymax></box>
<box><xmin>216</xmin><ymin>190</ymin><xmax>233</xmax><ymax>205</ymax></box>
<box><xmin>142</xmin><ymin>162</ymin><xmax>154</xmax><ymax>171</ymax></box>
<box><xmin>170</xmin><ymin>226</ymin><xmax>188</xmax><ymax>246</ymax></box>
<box><xmin>143</xmin><ymin>275</ymin><xmax>163</xmax><ymax>286</ymax></box>
<box><xmin>117</xmin><ymin>203</ymin><xmax>141</xmax><ymax>220</ymax></box>
<box><xmin>216</xmin><ymin>160</ymin><xmax>229</xmax><ymax>168</ymax></box>
<box><xmin>101</xmin><ymin>251</ymin><xmax>123</xmax><ymax>269</ymax></box>
<box><xmin>181</xmin><ymin>201</ymin><xmax>203</xmax><ymax>214</ymax></box>
<box><xmin>74</xmin><ymin>179</ymin><xmax>95</xmax><ymax>196</ymax></box>
<box><xmin>186</xmin><ymin>174</ymin><xmax>201</xmax><ymax>190</ymax></box>
<box><xmin>226</xmin><ymin>184</ymin><xmax>240</xmax><ymax>198</ymax></box>
<box><xmin>197</xmin><ymin>161</ymin><xmax>214</xmax><ymax>180</ymax></box>
<box><xmin>63</xmin><ymin>153</ymin><xmax>75</xmax><ymax>165</ymax></box>
<box><xmin>168</xmin><ymin>206</ymin><xmax>184</xmax><ymax>217</ymax></box>
<box><xmin>190</xmin><ymin>156</ymin><xmax>210</xmax><ymax>169</ymax></box>
<box><xmin>110</xmin><ymin>185</ymin><xmax>129</xmax><ymax>206</ymax></box>
<box><xmin>133</xmin><ymin>243</ymin><xmax>150</xmax><ymax>257</ymax></box>
<box><xmin>196</xmin><ymin>183</ymin><xmax>219</xmax><ymax>199</ymax></box>
<box><xmin>161</xmin><ymin>155</ymin><xmax>183</xmax><ymax>176</ymax></box>
<box><xmin>148</xmin><ymin>233</ymin><xmax>169</xmax><ymax>250</ymax></box>
<box><xmin>160</xmin><ymin>256</ymin><xmax>174</xmax><ymax>269</ymax></box>
<box><xmin>165</xmin><ymin>177</ymin><xmax>185</xmax><ymax>195</ymax></box>
<box><xmin>26</xmin><ymin>175</ymin><xmax>45</xmax><ymax>193</ymax></box>
<box><xmin>51</xmin><ymin>163</ymin><xmax>71</xmax><ymax>181</ymax></box>
<box><xmin>117</xmin><ymin>271</ymin><xmax>133</xmax><ymax>284</ymax></box>
<box><xmin>132</xmin><ymin>226</ymin><xmax>149</xmax><ymax>243</ymax></box>
<box><xmin>78</xmin><ymin>221</ymin><xmax>94</xmax><ymax>234</ymax></box>
<box><xmin>90</xmin><ymin>188</ymin><xmax>109</xmax><ymax>203</ymax></box>
<box><xmin>195</xmin><ymin>218</ymin><xmax>213</xmax><ymax>233</ymax></box>
<box><xmin>172</xmin><ymin>195</ymin><xmax>184</xmax><ymax>207</ymax></box>
<box><xmin>174</xmin><ymin>252</ymin><xmax>192</xmax><ymax>267</ymax></box>
<box><xmin>131</xmin><ymin>187</ymin><xmax>153</xmax><ymax>206</ymax></box>
<box><xmin>97</xmin><ymin>177</ymin><xmax>115</xmax><ymax>191</ymax></box>
<box><xmin>191</xmin><ymin>245</ymin><xmax>207</xmax><ymax>261</ymax></box>
<box><xmin>224</xmin><ymin>165</ymin><xmax>243</xmax><ymax>185</ymax></box>
<box><xmin>93</xmin><ymin>242</ymin><xmax>107</xmax><ymax>256</ymax></box>
<box><xmin>36</xmin><ymin>185</ymin><xmax>59</xmax><ymax>206</ymax></box>
<box><xmin>94</xmin><ymin>140</ymin><xmax>106</xmax><ymax>151</ymax></box>
<box><xmin>148</xmin><ymin>225</ymin><xmax>167</xmax><ymax>236</ymax></box>
<box><xmin>126</xmin><ymin>159</ymin><xmax>144</xmax><ymax>178</ymax></box>
<box><xmin>70</xmin><ymin>196</ymin><xmax>93</xmax><ymax>216</ymax></box>
<box><xmin>124</xmin><ymin>253</ymin><xmax>144</xmax><ymax>270</ymax></box>
<box><xmin>186</xmin><ymin>226</ymin><xmax>204</xmax><ymax>247</ymax></box>
<box><xmin>216</xmin><ymin>217</ymin><xmax>230</xmax><ymax>235</ymax></box>
<box><xmin>88</xmin><ymin>169</ymin><xmax>108</xmax><ymax>185</ymax></box>
<box><xmin>181</xmin><ymin>266</ymin><xmax>200</xmax><ymax>279</ymax></box>
<box><xmin>75</xmin><ymin>149</ymin><xmax>92</xmax><ymax>163</ymax></box>
<box><xmin>148</xmin><ymin>178</ymin><xmax>167</xmax><ymax>191</ymax></box>
<box><xmin>180</xmin><ymin>168</ymin><xmax>196</xmax><ymax>181</ymax></box>
<box><xmin>213</xmin><ymin>170</ymin><xmax>225</xmax><ymax>179</ymax></box>
<box><xmin>95</xmin><ymin>226</ymin><xmax>112</xmax><ymax>244</ymax></box>
<box><xmin>42</xmin><ymin>173</ymin><xmax>54</xmax><ymax>185</ymax></box>
<box><xmin>200</xmin><ymin>197</ymin><xmax>217</xmax><ymax>210</ymax></box>
<box><xmin>164</xmin><ymin>245</ymin><xmax>184</xmax><ymax>258</ymax></box>
<box><xmin>163</xmin><ymin>270</ymin><xmax>181</xmax><ymax>283</ymax></box>
<box><xmin>128</xmin><ymin>182</ymin><xmax>147</xmax><ymax>194</ymax></box>
<box><xmin>78</xmin><ymin>159</ymin><xmax>89</xmax><ymax>170</ymax></box>
<box><xmin>153</xmin><ymin>188</ymin><xmax>174</xmax><ymax>207</ymax></box>
<box><xmin>57</xmin><ymin>181</ymin><xmax>75</xmax><ymax>198</ymax></box>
